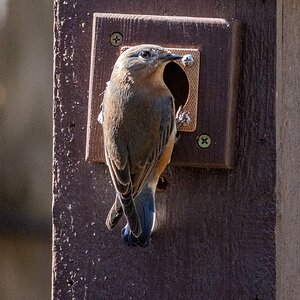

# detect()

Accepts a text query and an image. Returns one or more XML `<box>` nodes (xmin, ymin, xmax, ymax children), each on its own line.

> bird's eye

<box><xmin>138</xmin><ymin>50</ymin><xmax>151</xmax><ymax>59</ymax></box>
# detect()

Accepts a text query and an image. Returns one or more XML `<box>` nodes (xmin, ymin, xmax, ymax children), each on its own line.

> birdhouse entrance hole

<box><xmin>163</xmin><ymin>62</ymin><xmax>189</xmax><ymax>112</ymax></box>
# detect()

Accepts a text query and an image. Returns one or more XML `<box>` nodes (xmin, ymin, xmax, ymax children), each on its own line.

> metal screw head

<box><xmin>197</xmin><ymin>134</ymin><xmax>212</xmax><ymax>149</ymax></box>
<box><xmin>181</xmin><ymin>54</ymin><xmax>194</xmax><ymax>66</ymax></box>
<box><xmin>109</xmin><ymin>32</ymin><xmax>123</xmax><ymax>47</ymax></box>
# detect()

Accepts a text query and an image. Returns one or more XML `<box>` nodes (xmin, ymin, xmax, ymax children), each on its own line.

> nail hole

<box><xmin>69</xmin><ymin>121</ymin><xmax>75</xmax><ymax>128</ymax></box>
<box><xmin>163</xmin><ymin>62</ymin><xmax>189</xmax><ymax>111</ymax></box>
<box><xmin>157</xmin><ymin>175</ymin><xmax>168</xmax><ymax>192</ymax></box>
<box><xmin>260</xmin><ymin>134</ymin><xmax>266</xmax><ymax>144</ymax></box>
<box><xmin>67</xmin><ymin>280</ymin><xmax>74</xmax><ymax>286</ymax></box>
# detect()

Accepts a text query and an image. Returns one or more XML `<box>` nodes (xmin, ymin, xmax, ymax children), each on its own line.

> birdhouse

<box><xmin>85</xmin><ymin>13</ymin><xmax>241</xmax><ymax>168</ymax></box>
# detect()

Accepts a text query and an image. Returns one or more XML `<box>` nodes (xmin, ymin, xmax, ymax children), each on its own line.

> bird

<box><xmin>101</xmin><ymin>44</ymin><xmax>183</xmax><ymax>247</ymax></box>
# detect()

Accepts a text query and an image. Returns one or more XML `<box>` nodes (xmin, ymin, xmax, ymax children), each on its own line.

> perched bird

<box><xmin>102</xmin><ymin>44</ymin><xmax>182</xmax><ymax>247</ymax></box>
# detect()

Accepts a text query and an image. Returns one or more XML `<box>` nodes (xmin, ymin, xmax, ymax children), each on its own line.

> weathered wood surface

<box><xmin>276</xmin><ymin>1</ymin><xmax>300</xmax><ymax>299</ymax></box>
<box><xmin>53</xmin><ymin>0</ymin><xmax>276</xmax><ymax>299</ymax></box>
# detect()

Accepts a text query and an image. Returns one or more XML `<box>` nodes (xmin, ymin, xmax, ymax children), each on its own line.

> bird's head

<box><xmin>112</xmin><ymin>44</ymin><xmax>183</xmax><ymax>80</ymax></box>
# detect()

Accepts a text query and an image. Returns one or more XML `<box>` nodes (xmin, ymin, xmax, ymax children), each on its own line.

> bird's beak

<box><xmin>161</xmin><ymin>53</ymin><xmax>183</xmax><ymax>62</ymax></box>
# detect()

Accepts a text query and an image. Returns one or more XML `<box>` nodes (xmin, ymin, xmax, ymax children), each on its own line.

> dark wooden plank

<box><xmin>53</xmin><ymin>0</ymin><xmax>276</xmax><ymax>299</ymax></box>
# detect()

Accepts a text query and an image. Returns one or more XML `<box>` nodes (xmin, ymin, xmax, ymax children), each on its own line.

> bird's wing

<box><xmin>131</xmin><ymin>95</ymin><xmax>175</xmax><ymax>195</ymax></box>
<box><xmin>105</xmin><ymin>149</ymin><xmax>142</xmax><ymax>235</ymax></box>
<box><xmin>105</xmin><ymin>95</ymin><xmax>175</xmax><ymax>236</ymax></box>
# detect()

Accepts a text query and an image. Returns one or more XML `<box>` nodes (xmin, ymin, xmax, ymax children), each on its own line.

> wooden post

<box><xmin>53</xmin><ymin>1</ymin><xmax>299</xmax><ymax>298</ymax></box>
<box><xmin>276</xmin><ymin>1</ymin><xmax>300</xmax><ymax>299</ymax></box>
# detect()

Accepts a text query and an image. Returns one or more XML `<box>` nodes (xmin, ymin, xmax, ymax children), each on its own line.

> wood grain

<box><xmin>53</xmin><ymin>1</ymin><xmax>277</xmax><ymax>299</ymax></box>
<box><xmin>276</xmin><ymin>1</ymin><xmax>300</xmax><ymax>299</ymax></box>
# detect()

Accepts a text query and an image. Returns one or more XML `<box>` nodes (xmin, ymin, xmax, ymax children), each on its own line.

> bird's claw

<box><xmin>97</xmin><ymin>103</ymin><xmax>104</xmax><ymax>125</ymax></box>
<box><xmin>175</xmin><ymin>106</ymin><xmax>191</xmax><ymax>130</ymax></box>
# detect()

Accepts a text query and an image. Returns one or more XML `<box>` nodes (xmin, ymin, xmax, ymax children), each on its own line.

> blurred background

<box><xmin>0</xmin><ymin>0</ymin><xmax>52</xmax><ymax>299</ymax></box>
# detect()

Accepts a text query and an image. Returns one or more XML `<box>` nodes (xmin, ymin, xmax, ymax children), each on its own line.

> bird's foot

<box><xmin>175</xmin><ymin>106</ymin><xmax>191</xmax><ymax>130</ymax></box>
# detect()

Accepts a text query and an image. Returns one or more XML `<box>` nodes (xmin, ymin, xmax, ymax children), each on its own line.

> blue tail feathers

<box><xmin>121</xmin><ymin>185</ymin><xmax>155</xmax><ymax>247</ymax></box>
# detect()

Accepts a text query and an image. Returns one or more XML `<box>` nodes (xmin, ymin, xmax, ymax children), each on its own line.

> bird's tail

<box><xmin>122</xmin><ymin>184</ymin><xmax>155</xmax><ymax>247</ymax></box>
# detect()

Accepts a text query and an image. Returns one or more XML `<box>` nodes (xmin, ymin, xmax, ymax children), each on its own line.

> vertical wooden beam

<box><xmin>53</xmin><ymin>1</ymin><xmax>277</xmax><ymax>298</ymax></box>
<box><xmin>276</xmin><ymin>1</ymin><xmax>300</xmax><ymax>299</ymax></box>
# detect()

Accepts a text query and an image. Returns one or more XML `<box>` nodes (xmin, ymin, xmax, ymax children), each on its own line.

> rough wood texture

<box><xmin>276</xmin><ymin>1</ymin><xmax>300</xmax><ymax>299</ymax></box>
<box><xmin>86</xmin><ymin>14</ymin><xmax>241</xmax><ymax>169</ymax></box>
<box><xmin>53</xmin><ymin>1</ymin><xmax>276</xmax><ymax>299</ymax></box>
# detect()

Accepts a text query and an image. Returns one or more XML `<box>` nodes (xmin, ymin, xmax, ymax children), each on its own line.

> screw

<box><xmin>181</xmin><ymin>54</ymin><xmax>194</xmax><ymax>66</ymax></box>
<box><xmin>197</xmin><ymin>134</ymin><xmax>212</xmax><ymax>149</ymax></box>
<box><xmin>109</xmin><ymin>32</ymin><xmax>123</xmax><ymax>47</ymax></box>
